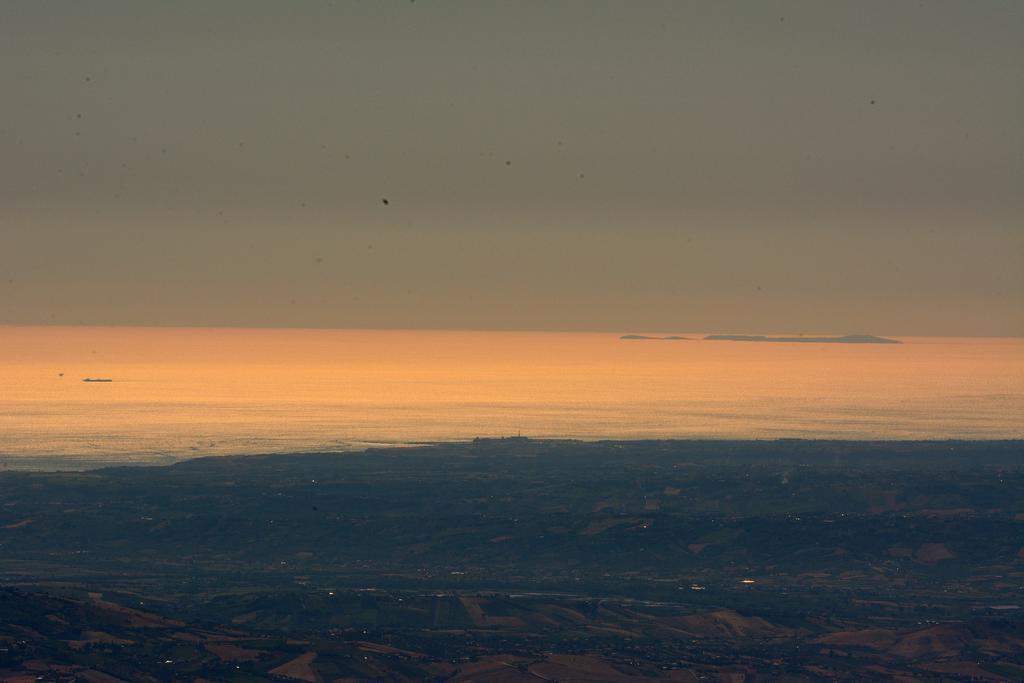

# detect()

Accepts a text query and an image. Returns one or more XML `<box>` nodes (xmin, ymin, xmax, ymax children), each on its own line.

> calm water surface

<box><xmin>1</xmin><ymin>326</ymin><xmax>1021</xmax><ymax>468</ymax></box>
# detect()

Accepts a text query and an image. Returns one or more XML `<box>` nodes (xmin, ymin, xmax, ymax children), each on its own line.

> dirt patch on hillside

<box><xmin>268</xmin><ymin>651</ymin><xmax>318</xmax><ymax>682</ymax></box>
<box><xmin>580</xmin><ymin>518</ymin><xmax>633</xmax><ymax>536</ymax></box>
<box><xmin>916</xmin><ymin>543</ymin><xmax>955</xmax><ymax>562</ymax></box>
<box><xmin>889</xmin><ymin>624</ymin><xmax>971</xmax><ymax>659</ymax></box>
<box><xmin>67</xmin><ymin>631</ymin><xmax>134</xmax><ymax>650</ymax></box>
<box><xmin>205</xmin><ymin>642</ymin><xmax>263</xmax><ymax>662</ymax></box>
<box><xmin>441</xmin><ymin>654</ymin><xmax>534</xmax><ymax>683</ymax></box>
<box><xmin>86</xmin><ymin>594</ymin><xmax>183</xmax><ymax>629</ymax></box>
<box><xmin>816</xmin><ymin>628</ymin><xmax>898</xmax><ymax>650</ymax></box>
<box><xmin>529</xmin><ymin>654</ymin><xmax>640</xmax><ymax>681</ymax></box>
<box><xmin>356</xmin><ymin>641</ymin><xmax>425</xmax><ymax>659</ymax></box>
<box><xmin>670</xmin><ymin>610</ymin><xmax>792</xmax><ymax>638</ymax></box>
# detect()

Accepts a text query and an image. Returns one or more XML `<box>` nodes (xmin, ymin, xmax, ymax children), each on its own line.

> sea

<box><xmin>1</xmin><ymin>326</ymin><xmax>1021</xmax><ymax>469</ymax></box>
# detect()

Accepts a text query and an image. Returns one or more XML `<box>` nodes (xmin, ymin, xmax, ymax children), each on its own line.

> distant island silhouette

<box><xmin>704</xmin><ymin>334</ymin><xmax>900</xmax><ymax>344</ymax></box>
<box><xmin>620</xmin><ymin>334</ymin><xmax>689</xmax><ymax>341</ymax></box>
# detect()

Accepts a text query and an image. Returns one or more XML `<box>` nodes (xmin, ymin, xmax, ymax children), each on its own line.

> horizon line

<box><xmin>2</xmin><ymin>322</ymin><xmax>1022</xmax><ymax>340</ymax></box>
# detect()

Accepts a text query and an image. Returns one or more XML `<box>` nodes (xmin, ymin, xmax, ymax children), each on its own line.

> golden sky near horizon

<box><xmin>1</xmin><ymin>1</ymin><xmax>1021</xmax><ymax>335</ymax></box>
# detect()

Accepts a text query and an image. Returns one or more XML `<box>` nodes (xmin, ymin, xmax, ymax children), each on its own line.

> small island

<box><xmin>704</xmin><ymin>334</ymin><xmax>900</xmax><ymax>344</ymax></box>
<box><xmin>82</xmin><ymin>378</ymin><xmax>114</xmax><ymax>382</ymax></box>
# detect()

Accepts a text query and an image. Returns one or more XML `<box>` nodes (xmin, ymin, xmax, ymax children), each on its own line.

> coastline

<box><xmin>3</xmin><ymin>436</ymin><xmax>1022</xmax><ymax>473</ymax></box>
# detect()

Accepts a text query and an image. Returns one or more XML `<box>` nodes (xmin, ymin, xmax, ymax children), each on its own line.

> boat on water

<box><xmin>82</xmin><ymin>378</ymin><xmax>113</xmax><ymax>382</ymax></box>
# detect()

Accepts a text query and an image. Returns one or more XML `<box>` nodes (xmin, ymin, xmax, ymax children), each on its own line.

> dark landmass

<box><xmin>705</xmin><ymin>334</ymin><xmax>901</xmax><ymax>344</ymax></box>
<box><xmin>620</xmin><ymin>334</ymin><xmax>689</xmax><ymax>340</ymax></box>
<box><xmin>2</xmin><ymin>439</ymin><xmax>1022</xmax><ymax>681</ymax></box>
<box><xmin>81</xmin><ymin>378</ymin><xmax>113</xmax><ymax>382</ymax></box>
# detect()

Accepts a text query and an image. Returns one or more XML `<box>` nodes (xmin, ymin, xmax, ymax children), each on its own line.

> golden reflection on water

<box><xmin>1</xmin><ymin>326</ymin><xmax>1021</xmax><ymax>464</ymax></box>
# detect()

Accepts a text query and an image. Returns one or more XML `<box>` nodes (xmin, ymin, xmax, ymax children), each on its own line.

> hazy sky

<box><xmin>1</xmin><ymin>1</ymin><xmax>1021</xmax><ymax>335</ymax></box>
